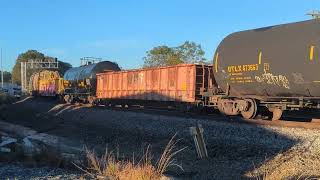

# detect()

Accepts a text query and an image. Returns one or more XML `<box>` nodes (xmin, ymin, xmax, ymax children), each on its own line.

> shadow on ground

<box><xmin>0</xmin><ymin>97</ymin><xmax>301</xmax><ymax>179</ymax></box>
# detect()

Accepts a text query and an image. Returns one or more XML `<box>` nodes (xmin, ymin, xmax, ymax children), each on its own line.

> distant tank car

<box><xmin>63</xmin><ymin>60</ymin><xmax>121</xmax><ymax>103</ymax></box>
<box><xmin>29</xmin><ymin>70</ymin><xmax>64</xmax><ymax>97</ymax></box>
<box><xmin>212</xmin><ymin>19</ymin><xmax>320</xmax><ymax>120</ymax></box>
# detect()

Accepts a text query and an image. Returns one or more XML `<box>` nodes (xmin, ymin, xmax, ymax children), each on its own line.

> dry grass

<box><xmin>74</xmin><ymin>134</ymin><xmax>186</xmax><ymax>180</ymax></box>
<box><xmin>248</xmin><ymin>137</ymin><xmax>320</xmax><ymax>180</ymax></box>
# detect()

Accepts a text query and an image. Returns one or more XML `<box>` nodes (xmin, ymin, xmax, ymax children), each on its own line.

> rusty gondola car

<box><xmin>96</xmin><ymin>64</ymin><xmax>214</xmax><ymax>109</ymax></box>
<box><xmin>211</xmin><ymin>19</ymin><xmax>320</xmax><ymax>120</ymax></box>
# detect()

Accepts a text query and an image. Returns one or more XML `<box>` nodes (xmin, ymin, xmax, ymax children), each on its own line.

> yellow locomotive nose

<box><xmin>29</xmin><ymin>70</ymin><xmax>61</xmax><ymax>97</ymax></box>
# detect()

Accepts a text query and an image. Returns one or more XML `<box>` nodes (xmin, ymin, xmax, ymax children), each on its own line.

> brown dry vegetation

<box><xmin>247</xmin><ymin>137</ymin><xmax>320</xmax><ymax>180</ymax></box>
<box><xmin>75</xmin><ymin>135</ymin><xmax>186</xmax><ymax>180</ymax></box>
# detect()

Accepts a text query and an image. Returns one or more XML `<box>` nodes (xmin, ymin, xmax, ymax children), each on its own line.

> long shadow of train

<box><xmin>0</xmin><ymin>96</ymin><xmax>308</xmax><ymax>178</ymax></box>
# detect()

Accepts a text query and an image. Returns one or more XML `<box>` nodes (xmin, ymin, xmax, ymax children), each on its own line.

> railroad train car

<box><xmin>211</xmin><ymin>19</ymin><xmax>320</xmax><ymax>120</ymax></box>
<box><xmin>63</xmin><ymin>60</ymin><xmax>121</xmax><ymax>103</ymax></box>
<box><xmin>28</xmin><ymin>70</ymin><xmax>64</xmax><ymax>96</ymax></box>
<box><xmin>96</xmin><ymin>64</ymin><xmax>214</xmax><ymax>109</ymax></box>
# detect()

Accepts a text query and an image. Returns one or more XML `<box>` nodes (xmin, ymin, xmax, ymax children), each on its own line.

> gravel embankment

<box><xmin>1</xmin><ymin>98</ymin><xmax>320</xmax><ymax>179</ymax></box>
<box><xmin>246</xmin><ymin>126</ymin><xmax>320</xmax><ymax>179</ymax></box>
<box><xmin>0</xmin><ymin>163</ymin><xmax>80</xmax><ymax>180</ymax></box>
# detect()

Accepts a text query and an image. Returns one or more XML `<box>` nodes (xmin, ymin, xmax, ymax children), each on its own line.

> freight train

<box><xmin>29</xmin><ymin>19</ymin><xmax>320</xmax><ymax>121</ymax></box>
<box><xmin>29</xmin><ymin>60</ymin><xmax>121</xmax><ymax>103</ymax></box>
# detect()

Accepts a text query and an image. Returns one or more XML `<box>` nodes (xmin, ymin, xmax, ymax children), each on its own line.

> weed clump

<box><xmin>75</xmin><ymin>135</ymin><xmax>185</xmax><ymax>180</ymax></box>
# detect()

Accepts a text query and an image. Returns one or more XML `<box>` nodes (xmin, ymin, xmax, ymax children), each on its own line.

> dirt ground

<box><xmin>1</xmin><ymin>97</ymin><xmax>320</xmax><ymax>179</ymax></box>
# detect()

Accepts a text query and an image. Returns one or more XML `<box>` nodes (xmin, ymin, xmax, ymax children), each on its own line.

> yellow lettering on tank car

<box><xmin>228</xmin><ymin>66</ymin><xmax>232</xmax><ymax>73</ymax></box>
<box><xmin>237</xmin><ymin>65</ymin><xmax>242</xmax><ymax>72</ymax></box>
<box><xmin>231</xmin><ymin>73</ymin><xmax>243</xmax><ymax>76</ymax></box>
<box><xmin>228</xmin><ymin>64</ymin><xmax>259</xmax><ymax>74</ymax></box>
<box><xmin>264</xmin><ymin>63</ymin><xmax>270</xmax><ymax>72</ymax></box>
<box><xmin>242</xmin><ymin>65</ymin><xmax>247</xmax><ymax>71</ymax></box>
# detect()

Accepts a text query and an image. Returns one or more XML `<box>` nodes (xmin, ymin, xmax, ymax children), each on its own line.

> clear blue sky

<box><xmin>0</xmin><ymin>0</ymin><xmax>318</xmax><ymax>71</ymax></box>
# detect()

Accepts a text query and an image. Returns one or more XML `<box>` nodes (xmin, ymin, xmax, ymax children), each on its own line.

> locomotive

<box><xmin>29</xmin><ymin>70</ymin><xmax>64</xmax><ymax>97</ymax></box>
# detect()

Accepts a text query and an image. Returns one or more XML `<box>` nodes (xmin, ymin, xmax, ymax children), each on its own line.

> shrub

<box><xmin>75</xmin><ymin>134</ymin><xmax>186</xmax><ymax>180</ymax></box>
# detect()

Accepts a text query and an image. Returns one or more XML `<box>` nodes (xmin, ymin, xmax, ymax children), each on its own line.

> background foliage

<box><xmin>143</xmin><ymin>41</ymin><xmax>207</xmax><ymax>68</ymax></box>
<box><xmin>11</xmin><ymin>50</ymin><xmax>72</xmax><ymax>85</ymax></box>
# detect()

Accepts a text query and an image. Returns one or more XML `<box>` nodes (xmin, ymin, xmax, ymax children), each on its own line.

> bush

<box><xmin>75</xmin><ymin>135</ymin><xmax>186</xmax><ymax>180</ymax></box>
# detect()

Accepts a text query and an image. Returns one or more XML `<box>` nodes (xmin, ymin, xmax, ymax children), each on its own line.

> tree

<box><xmin>143</xmin><ymin>46</ymin><xmax>183</xmax><ymax>68</ymax></box>
<box><xmin>143</xmin><ymin>41</ymin><xmax>207</xmax><ymax>68</ymax></box>
<box><xmin>0</xmin><ymin>71</ymin><xmax>12</xmax><ymax>83</ymax></box>
<box><xmin>176</xmin><ymin>41</ymin><xmax>206</xmax><ymax>63</ymax></box>
<box><xmin>11</xmin><ymin>50</ymin><xmax>72</xmax><ymax>85</ymax></box>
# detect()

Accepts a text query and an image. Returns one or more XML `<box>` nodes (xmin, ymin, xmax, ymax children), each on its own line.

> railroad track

<box><xmin>12</xmin><ymin>97</ymin><xmax>320</xmax><ymax>130</ymax></box>
<box><xmin>241</xmin><ymin>118</ymin><xmax>320</xmax><ymax>130</ymax></box>
<box><xmin>92</xmin><ymin>104</ymin><xmax>320</xmax><ymax>130</ymax></box>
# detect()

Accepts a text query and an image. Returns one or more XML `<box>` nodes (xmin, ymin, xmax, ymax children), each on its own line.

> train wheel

<box><xmin>87</xmin><ymin>96</ymin><xmax>96</xmax><ymax>105</ymax></box>
<box><xmin>270</xmin><ymin>108</ymin><xmax>283</xmax><ymax>121</ymax></box>
<box><xmin>241</xmin><ymin>99</ymin><xmax>257</xmax><ymax>119</ymax></box>
<box><xmin>64</xmin><ymin>95</ymin><xmax>73</xmax><ymax>104</ymax></box>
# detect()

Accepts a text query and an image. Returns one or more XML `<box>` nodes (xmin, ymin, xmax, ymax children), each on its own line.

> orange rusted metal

<box><xmin>96</xmin><ymin>64</ymin><xmax>214</xmax><ymax>103</ymax></box>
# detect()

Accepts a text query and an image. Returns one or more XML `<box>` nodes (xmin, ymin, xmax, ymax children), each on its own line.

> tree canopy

<box><xmin>143</xmin><ymin>41</ymin><xmax>207</xmax><ymax>68</ymax></box>
<box><xmin>12</xmin><ymin>50</ymin><xmax>72</xmax><ymax>85</ymax></box>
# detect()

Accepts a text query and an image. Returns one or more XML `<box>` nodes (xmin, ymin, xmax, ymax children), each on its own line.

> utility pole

<box><xmin>1</xmin><ymin>48</ymin><xmax>3</xmax><ymax>89</ymax></box>
<box><xmin>307</xmin><ymin>10</ymin><xmax>320</xmax><ymax>19</ymax></box>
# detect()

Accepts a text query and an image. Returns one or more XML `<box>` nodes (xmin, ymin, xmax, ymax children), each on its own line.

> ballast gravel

<box><xmin>0</xmin><ymin>163</ymin><xmax>80</xmax><ymax>180</ymax></box>
<box><xmin>1</xmin><ymin>99</ymin><xmax>320</xmax><ymax>179</ymax></box>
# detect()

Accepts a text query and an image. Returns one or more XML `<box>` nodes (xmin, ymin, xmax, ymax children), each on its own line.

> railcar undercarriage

<box><xmin>208</xmin><ymin>95</ymin><xmax>320</xmax><ymax>121</ymax></box>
